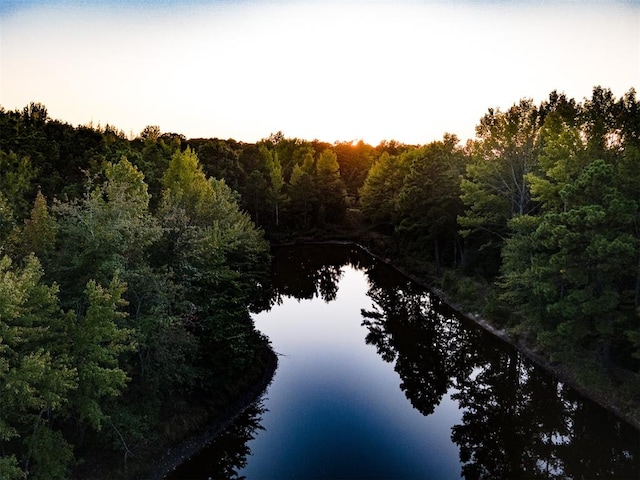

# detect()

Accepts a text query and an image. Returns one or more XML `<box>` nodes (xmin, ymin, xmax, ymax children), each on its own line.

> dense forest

<box><xmin>0</xmin><ymin>106</ymin><xmax>275</xmax><ymax>478</ymax></box>
<box><xmin>0</xmin><ymin>85</ymin><xmax>638</xmax><ymax>478</ymax></box>
<box><xmin>359</xmin><ymin>87</ymin><xmax>639</xmax><ymax>382</ymax></box>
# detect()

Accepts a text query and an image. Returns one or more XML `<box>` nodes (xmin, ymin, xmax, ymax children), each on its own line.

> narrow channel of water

<box><xmin>168</xmin><ymin>245</ymin><xmax>639</xmax><ymax>479</ymax></box>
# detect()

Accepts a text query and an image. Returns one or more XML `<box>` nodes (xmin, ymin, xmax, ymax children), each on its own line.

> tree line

<box><xmin>0</xmin><ymin>102</ymin><xmax>405</xmax><ymax>477</ymax></box>
<box><xmin>0</xmin><ymin>107</ymin><xmax>273</xmax><ymax>478</ymax></box>
<box><xmin>0</xmin><ymin>84</ymin><xmax>637</xmax><ymax>476</ymax></box>
<box><xmin>359</xmin><ymin>87</ymin><xmax>639</xmax><ymax>391</ymax></box>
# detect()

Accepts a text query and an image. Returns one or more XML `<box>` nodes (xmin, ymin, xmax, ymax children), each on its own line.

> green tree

<box><xmin>315</xmin><ymin>149</ymin><xmax>347</xmax><ymax>225</ymax></box>
<box><xmin>0</xmin><ymin>254</ymin><xmax>76</xmax><ymax>479</ymax></box>
<box><xmin>158</xmin><ymin>149</ymin><xmax>270</xmax><ymax>391</ymax></box>
<box><xmin>287</xmin><ymin>151</ymin><xmax>317</xmax><ymax>229</ymax></box>
<box><xmin>526</xmin><ymin>112</ymin><xmax>588</xmax><ymax>212</ymax></box>
<box><xmin>244</xmin><ymin>169</ymin><xmax>270</xmax><ymax>228</ymax></box>
<box><xmin>103</xmin><ymin>157</ymin><xmax>159</xmax><ymax>264</ymax></box>
<box><xmin>0</xmin><ymin>150</ymin><xmax>36</xmax><ymax>220</ymax></box>
<box><xmin>333</xmin><ymin>140</ymin><xmax>376</xmax><ymax>202</ymax></box>
<box><xmin>8</xmin><ymin>191</ymin><xmax>58</xmax><ymax>262</ymax></box>
<box><xmin>0</xmin><ymin>191</ymin><xmax>16</xmax><ymax>244</ymax></box>
<box><xmin>160</xmin><ymin>147</ymin><xmax>235</xmax><ymax>226</ymax></box>
<box><xmin>46</xmin><ymin>158</ymin><xmax>179</xmax><ymax>452</ymax></box>
<box><xmin>459</xmin><ymin>99</ymin><xmax>540</xmax><ymax>274</ymax></box>
<box><xmin>196</xmin><ymin>138</ymin><xmax>244</xmax><ymax>191</ymax></box>
<box><xmin>268</xmin><ymin>135</ymin><xmax>315</xmax><ymax>183</ymax></box>
<box><xmin>581</xmin><ymin>86</ymin><xmax>619</xmax><ymax>161</ymax></box>
<box><xmin>70</xmin><ymin>274</ymin><xmax>134</xmax><ymax>431</ymax></box>
<box><xmin>131</xmin><ymin>126</ymin><xmax>175</xmax><ymax>207</ymax></box>
<box><xmin>614</xmin><ymin>89</ymin><xmax>640</xmax><ymax>316</ymax></box>
<box><xmin>501</xmin><ymin>160</ymin><xmax>638</xmax><ymax>364</ymax></box>
<box><xmin>52</xmin><ymin>157</ymin><xmax>160</xmax><ymax>302</ymax></box>
<box><xmin>264</xmin><ymin>147</ymin><xmax>288</xmax><ymax>228</ymax></box>
<box><xmin>359</xmin><ymin>151</ymin><xmax>410</xmax><ymax>231</ymax></box>
<box><xmin>396</xmin><ymin>135</ymin><xmax>466</xmax><ymax>276</ymax></box>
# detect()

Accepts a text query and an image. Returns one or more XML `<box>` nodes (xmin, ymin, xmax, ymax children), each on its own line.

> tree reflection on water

<box><xmin>360</xmin><ymin>258</ymin><xmax>639</xmax><ymax>479</ymax></box>
<box><xmin>287</xmin><ymin>244</ymin><xmax>639</xmax><ymax>479</ymax></box>
<box><xmin>166</xmin><ymin>402</ymin><xmax>266</xmax><ymax>480</ymax></box>
<box><xmin>171</xmin><ymin>244</ymin><xmax>639</xmax><ymax>479</ymax></box>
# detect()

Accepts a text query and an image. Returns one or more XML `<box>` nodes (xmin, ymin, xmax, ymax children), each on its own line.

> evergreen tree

<box><xmin>359</xmin><ymin>151</ymin><xmax>409</xmax><ymax>230</ymax></box>
<box><xmin>265</xmin><ymin>147</ymin><xmax>288</xmax><ymax>228</ymax></box>
<box><xmin>396</xmin><ymin>135</ymin><xmax>466</xmax><ymax>275</ymax></box>
<box><xmin>71</xmin><ymin>274</ymin><xmax>134</xmax><ymax>431</ymax></box>
<box><xmin>288</xmin><ymin>152</ymin><xmax>317</xmax><ymax>229</ymax></box>
<box><xmin>20</xmin><ymin>191</ymin><xmax>57</xmax><ymax>259</ymax></box>
<box><xmin>315</xmin><ymin>149</ymin><xmax>347</xmax><ymax>225</ymax></box>
<box><xmin>0</xmin><ymin>150</ymin><xmax>36</xmax><ymax>220</ymax></box>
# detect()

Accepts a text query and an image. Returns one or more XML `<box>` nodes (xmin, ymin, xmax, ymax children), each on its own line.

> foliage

<box><xmin>287</xmin><ymin>151</ymin><xmax>317</xmax><ymax>229</ymax></box>
<box><xmin>395</xmin><ymin>135</ymin><xmax>466</xmax><ymax>275</ymax></box>
<box><xmin>0</xmin><ymin>151</ymin><xmax>36</xmax><ymax>219</ymax></box>
<box><xmin>359</xmin><ymin>151</ymin><xmax>410</xmax><ymax>230</ymax></box>
<box><xmin>502</xmin><ymin>161</ymin><xmax>639</xmax><ymax>361</ymax></box>
<box><xmin>0</xmin><ymin>254</ymin><xmax>76</xmax><ymax>479</ymax></box>
<box><xmin>458</xmin><ymin>99</ymin><xmax>540</xmax><ymax>271</ymax></box>
<box><xmin>18</xmin><ymin>191</ymin><xmax>58</xmax><ymax>259</ymax></box>
<box><xmin>333</xmin><ymin>140</ymin><xmax>376</xmax><ymax>201</ymax></box>
<box><xmin>496</xmin><ymin>89</ymin><xmax>640</xmax><ymax>369</ymax></box>
<box><xmin>0</xmin><ymin>87</ymin><xmax>638</xmax><ymax>476</ymax></box>
<box><xmin>315</xmin><ymin>149</ymin><xmax>347</xmax><ymax>225</ymax></box>
<box><xmin>71</xmin><ymin>275</ymin><xmax>133</xmax><ymax>430</ymax></box>
<box><xmin>0</xmin><ymin>113</ymin><xmax>273</xmax><ymax>477</ymax></box>
<box><xmin>360</xmin><ymin>86</ymin><xmax>639</xmax><ymax>397</ymax></box>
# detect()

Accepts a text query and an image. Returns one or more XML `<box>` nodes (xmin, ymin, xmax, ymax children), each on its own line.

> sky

<box><xmin>1</xmin><ymin>0</ymin><xmax>638</xmax><ymax>145</ymax></box>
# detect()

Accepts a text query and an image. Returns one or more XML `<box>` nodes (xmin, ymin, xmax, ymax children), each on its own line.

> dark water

<box><xmin>168</xmin><ymin>244</ymin><xmax>639</xmax><ymax>479</ymax></box>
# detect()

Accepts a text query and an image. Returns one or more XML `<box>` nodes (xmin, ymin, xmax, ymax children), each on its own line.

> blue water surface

<box><xmin>239</xmin><ymin>267</ymin><xmax>462</xmax><ymax>479</ymax></box>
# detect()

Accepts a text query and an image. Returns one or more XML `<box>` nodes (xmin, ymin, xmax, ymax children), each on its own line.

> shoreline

<box><xmin>278</xmin><ymin>238</ymin><xmax>640</xmax><ymax>431</ymax></box>
<box><xmin>136</xmin><ymin>237</ymin><xmax>637</xmax><ymax>480</ymax></box>
<box><xmin>363</xmin><ymin>243</ymin><xmax>640</xmax><ymax>431</ymax></box>
<box><xmin>147</xmin><ymin>347</ymin><xmax>278</xmax><ymax>480</ymax></box>
<box><xmin>69</xmin><ymin>337</ymin><xmax>279</xmax><ymax>480</ymax></box>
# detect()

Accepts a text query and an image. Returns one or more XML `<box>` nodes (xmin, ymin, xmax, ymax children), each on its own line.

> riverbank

<box><xmin>369</xmin><ymin>245</ymin><xmax>640</xmax><ymax>431</ymax></box>
<box><xmin>71</xmin><ymin>344</ymin><xmax>278</xmax><ymax>480</ymax></box>
<box><xmin>94</xmin><ymin>233</ymin><xmax>636</xmax><ymax>480</ymax></box>
<box><xmin>148</xmin><ymin>346</ymin><xmax>278</xmax><ymax>480</ymax></box>
<box><xmin>276</xmin><ymin>236</ymin><xmax>640</xmax><ymax>431</ymax></box>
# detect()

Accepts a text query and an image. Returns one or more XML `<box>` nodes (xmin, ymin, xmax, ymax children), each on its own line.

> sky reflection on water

<box><xmin>169</xmin><ymin>245</ymin><xmax>639</xmax><ymax>480</ymax></box>
<box><xmin>239</xmin><ymin>267</ymin><xmax>463</xmax><ymax>479</ymax></box>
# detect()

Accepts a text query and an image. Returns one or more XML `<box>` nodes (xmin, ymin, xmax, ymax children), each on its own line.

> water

<box><xmin>168</xmin><ymin>244</ymin><xmax>639</xmax><ymax>479</ymax></box>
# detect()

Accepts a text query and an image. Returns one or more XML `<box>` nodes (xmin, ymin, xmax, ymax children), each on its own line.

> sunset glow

<box><xmin>1</xmin><ymin>0</ymin><xmax>638</xmax><ymax>145</ymax></box>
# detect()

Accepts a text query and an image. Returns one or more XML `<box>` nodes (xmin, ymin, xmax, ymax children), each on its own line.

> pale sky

<box><xmin>1</xmin><ymin>0</ymin><xmax>638</xmax><ymax>145</ymax></box>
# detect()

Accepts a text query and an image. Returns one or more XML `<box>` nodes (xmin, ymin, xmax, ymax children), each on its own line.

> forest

<box><xmin>0</xmin><ymin>85</ymin><xmax>638</xmax><ymax>478</ymax></box>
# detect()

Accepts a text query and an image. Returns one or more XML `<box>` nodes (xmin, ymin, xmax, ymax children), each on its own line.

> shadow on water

<box><xmin>361</xmin><ymin>277</ymin><xmax>639</xmax><ymax>479</ymax></box>
<box><xmin>165</xmin><ymin>402</ymin><xmax>267</xmax><ymax>480</ymax></box>
<box><xmin>168</xmin><ymin>244</ymin><xmax>640</xmax><ymax>479</ymax></box>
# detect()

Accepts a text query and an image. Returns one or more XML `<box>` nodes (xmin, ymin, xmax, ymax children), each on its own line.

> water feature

<box><xmin>168</xmin><ymin>244</ymin><xmax>639</xmax><ymax>479</ymax></box>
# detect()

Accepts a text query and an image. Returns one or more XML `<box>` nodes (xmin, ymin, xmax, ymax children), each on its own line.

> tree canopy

<box><xmin>0</xmin><ymin>86</ymin><xmax>637</xmax><ymax>477</ymax></box>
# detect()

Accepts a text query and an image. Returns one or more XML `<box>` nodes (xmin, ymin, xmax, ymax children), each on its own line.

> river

<box><xmin>167</xmin><ymin>244</ymin><xmax>639</xmax><ymax>479</ymax></box>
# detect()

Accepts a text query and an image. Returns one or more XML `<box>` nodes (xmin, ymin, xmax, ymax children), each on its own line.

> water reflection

<box><xmin>166</xmin><ymin>402</ymin><xmax>266</xmax><ymax>480</ymax></box>
<box><xmin>360</xmin><ymin>253</ymin><xmax>639</xmax><ymax>479</ymax></box>
<box><xmin>170</xmin><ymin>244</ymin><xmax>639</xmax><ymax>479</ymax></box>
<box><xmin>267</xmin><ymin>244</ymin><xmax>369</xmax><ymax>303</ymax></box>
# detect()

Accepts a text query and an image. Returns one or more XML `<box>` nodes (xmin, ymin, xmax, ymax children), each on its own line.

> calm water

<box><xmin>168</xmin><ymin>245</ymin><xmax>639</xmax><ymax>479</ymax></box>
